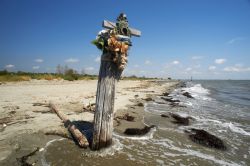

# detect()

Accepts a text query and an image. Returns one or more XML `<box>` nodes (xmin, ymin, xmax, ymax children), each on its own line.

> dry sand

<box><xmin>0</xmin><ymin>79</ymin><xmax>179</xmax><ymax>165</ymax></box>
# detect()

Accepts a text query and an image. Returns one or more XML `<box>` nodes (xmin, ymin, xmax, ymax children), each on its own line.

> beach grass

<box><xmin>0</xmin><ymin>70</ymin><xmax>155</xmax><ymax>82</ymax></box>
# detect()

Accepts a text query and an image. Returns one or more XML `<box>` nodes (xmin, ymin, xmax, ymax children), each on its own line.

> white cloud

<box><xmin>65</xmin><ymin>58</ymin><xmax>79</xmax><ymax>63</ymax></box>
<box><xmin>35</xmin><ymin>59</ymin><xmax>44</xmax><ymax>63</ymax></box>
<box><xmin>208</xmin><ymin>66</ymin><xmax>216</xmax><ymax>71</ymax></box>
<box><xmin>192</xmin><ymin>56</ymin><xmax>203</xmax><ymax>60</ymax></box>
<box><xmin>223</xmin><ymin>65</ymin><xmax>250</xmax><ymax>72</ymax></box>
<box><xmin>194</xmin><ymin>64</ymin><xmax>201</xmax><ymax>68</ymax></box>
<box><xmin>5</xmin><ymin>64</ymin><xmax>15</xmax><ymax>68</ymax></box>
<box><xmin>192</xmin><ymin>71</ymin><xmax>202</xmax><ymax>74</ymax></box>
<box><xmin>94</xmin><ymin>56</ymin><xmax>101</xmax><ymax>63</ymax></box>
<box><xmin>145</xmin><ymin>60</ymin><xmax>151</xmax><ymax>65</ymax></box>
<box><xmin>139</xmin><ymin>70</ymin><xmax>145</xmax><ymax>73</ymax></box>
<box><xmin>85</xmin><ymin>67</ymin><xmax>94</xmax><ymax>71</ymax></box>
<box><xmin>32</xmin><ymin>66</ymin><xmax>40</xmax><ymax>70</ymax></box>
<box><xmin>227</xmin><ymin>37</ymin><xmax>245</xmax><ymax>44</ymax></box>
<box><xmin>215</xmin><ymin>58</ymin><xmax>226</xmax><ymax>64</ymax></box>
<box><xmin>172</xmin><ymin>60</ymin><xmax>180</xmax><ymax>65</ymax></box>
<box><xmin>134</xmin><ymin>64</ymin><xmax>139</xmax><ymax>68</ymax></box>
<box><xmin>185</xmin><ymin>67</ymin><xmax>192</xmax><ymax>71</ymax></box>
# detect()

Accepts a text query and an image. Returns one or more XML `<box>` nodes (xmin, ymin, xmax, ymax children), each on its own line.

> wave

<box><xmin>81</xmin><ymin>138</ymin><xmax>123</xmax><ymax>157</ymax></box>
<box><xmin>182</xmin><ymin>83</ymin><xmax>212</xmax><ymax>101</ymax></box>
<box><xmin>155</xmin><ymin>138</ymin><xmax>241</xmax><ymax>166</ymax></box>
<box><xmin>41</xmin><ymin>138</ymin><xmax>65</xmax><ymax>166</ymax></box>
<box><xmin>195</xmin><ymin>118</ymin><xmax>250</xmax><ymax>136</ymax></box>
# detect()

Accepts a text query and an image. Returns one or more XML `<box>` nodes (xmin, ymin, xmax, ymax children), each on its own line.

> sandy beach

<box><xmin>0</xmin><ymin>79</ymin><xmax>179</xmax><ymax>165</ymax></box>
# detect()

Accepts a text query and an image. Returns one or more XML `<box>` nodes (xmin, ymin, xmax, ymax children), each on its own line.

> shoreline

<box><xmin>0</xmin><ymin>79</ymin><xmax>180</xmax><ymax>165</ymax></box>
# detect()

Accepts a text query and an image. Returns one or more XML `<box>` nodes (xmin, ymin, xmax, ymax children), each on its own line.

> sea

<box><xmin>42</xmin><ymin>80</ymin><xmax>250</xmax><ymax>166</ymax></box>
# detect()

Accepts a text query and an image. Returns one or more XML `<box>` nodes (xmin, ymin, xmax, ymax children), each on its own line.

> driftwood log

<box><xmin>50</xmin><ymin>103</ymin><xmax>89</xmax><ymax>148</ymax></box>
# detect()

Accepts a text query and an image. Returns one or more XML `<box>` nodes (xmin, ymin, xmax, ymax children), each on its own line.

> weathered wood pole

<box><xmin>91</xmin><ymin>53</ymin><xmax>119</xmax><ymax>150</ymax></box>
<box><xmin>91</xmin><ymin>13</ymin><xmax>141</xmax><ymax>150</ymax></box>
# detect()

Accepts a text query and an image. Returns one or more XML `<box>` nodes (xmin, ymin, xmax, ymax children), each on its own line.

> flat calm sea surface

<box><xmin>43</xmin><ymin>80</ymin><xmax>250</xmax><ymax>166</ymax></box>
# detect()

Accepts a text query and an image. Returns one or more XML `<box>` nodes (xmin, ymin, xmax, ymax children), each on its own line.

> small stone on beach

<box><xmin>182</xmin><ymin>92</ymin><xmax>194</xmax><ymax>98</ymax></box>
<box><xmin>124</xmin><ymin>125</ymin><xmax>155</xmax><ymax>135</ymax></box>
<box><xmin>137</xmin><ymin>103</ymin><xmax>144</xmax><ymax>107</ymax></box>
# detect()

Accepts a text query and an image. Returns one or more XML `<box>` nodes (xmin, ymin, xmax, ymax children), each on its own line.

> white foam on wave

<box><xmin>81</xmin><ymin>138</ymin><xmax>123</xmax><ymax>157</ymax></box>
<box><xmin>155</xmin><ymin>138</ymin><xmax>241</xmax><ymax>166</ymax></box>
<box><xmin>222</xmin><ymin>122</ymin><xmax>250</xmax><ymax>136</ymax></box>
<box><xmin>41</xmin><ymin>138</ymin><xmax>65</xmax><ymax>166</ymax></box>
<box><xmin>113</xmin><ymin>127</ymin><xmax>156</xmax><ymax>140</ymax></box>
<box><xmin>184</xmin><ymin>84</ymin><xmax>210</xmax><ymax>94</ymax></box>
<box><xmin>182</xmin><ymin>84</ymin><xmax>212</xmax><ymax>101</ymax></box>
<box><xmin>196</xmin><ymin>118</ymin><xmax>250</xmax><ymax>136</ymax></box>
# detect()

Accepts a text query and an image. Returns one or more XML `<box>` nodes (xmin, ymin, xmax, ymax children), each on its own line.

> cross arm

<box><xmin>102</xmin><ymin>20</ymin><xmax>141</xmax><ymax>37</ymax></box>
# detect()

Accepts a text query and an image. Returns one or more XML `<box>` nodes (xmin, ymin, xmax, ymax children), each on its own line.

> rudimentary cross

<box><xmin>91</xmin><ymin>13</ymin><xmax>141</xmax><ymax>150</ymax></box>
<box><xmin>102</xmin><ymin>19</ymin><xmax>141</xmax><ymax>37</ymax></box>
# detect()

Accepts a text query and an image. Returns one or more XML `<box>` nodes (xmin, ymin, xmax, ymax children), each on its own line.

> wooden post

<box><xmin>91</xmin><ymin>13</ymin><xmax>141</xmax><ymax>150</ymax></box>
<box><xmin>91</xmin><ymin>53</ymin><xmax>118</xmax><ymax>150</ymax></box>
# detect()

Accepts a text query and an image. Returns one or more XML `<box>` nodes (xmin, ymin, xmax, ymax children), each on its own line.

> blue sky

<box><xmin>0</xmin><ymin>0</ymin><xmax>250</xmax><ymax>79</ymax></box>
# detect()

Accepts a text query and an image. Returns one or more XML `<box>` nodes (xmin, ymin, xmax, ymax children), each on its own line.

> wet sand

<box><xmin>0</xmin><ymin>79</ymin><xmax>179</xmax><ymax>165</ymax></box>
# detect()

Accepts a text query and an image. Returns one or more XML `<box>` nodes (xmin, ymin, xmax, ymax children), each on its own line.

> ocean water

<box><xmin>42</xmin><ymin>80</ymin><xmax>250</xmax><ymax>166</ymax></box>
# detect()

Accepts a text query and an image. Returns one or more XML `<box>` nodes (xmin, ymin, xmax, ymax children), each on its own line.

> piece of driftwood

<box><xmin>50</xmin><ymin>103</ymin><xmax>89</xmax><ymax>148</ymax></box>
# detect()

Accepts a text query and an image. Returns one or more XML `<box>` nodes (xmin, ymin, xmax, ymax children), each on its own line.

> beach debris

<box><xmin>144</xmin><ymin>97</ymin><xmax>153</xmax><ymax>101</ymax></box>
<box><xmin>124</xmin><ymin>125</ymin><xmax>155</xmax><ymax>135</ymax></box>
<box><xmin>32</xmin><ymin>109</ymin><xmax>51</xmax><ymax>114</ymax></box>
<box><xmin>182</xmin><ymin>92</ymin><xmax>194</xmax><ymax>98</ymax></box>
<box><xmin>137</xmin><ymin>102</ymin><xmax>144</xmax><ymax>107</ymax></box>
<box><xmin>170</xmin><ymin>113</ymin><xmax>193</xmax><ymax>125</ymax></box>
<box><xmin>3</xmin><ymin>105</ymin><xmax>20</xmax><ymax>110</ymax></box>
<box><xmin>39</xmin><ymin>148</ymin><xmax>44</xmax><ymax>152</ymax></box>
<box><xmin>9</xmin><ymin>110</ymin><xmax>16</xmax><ymax>114</ymax></box>
<box><xmin>17</xmin><ymin>147</ymin><xmax>40</xmax><ymax>166</ymax></box>
<box><xmin>50</xmin><ymin>102</ymin><xmax>89</xmax><ymax>148</ymax></box>
<box><xmin>83</xmin><ymin>103</ymin><xmax>96</xmax><ymax>112</ymax></box>
<box><xmin>169</xmin><ymin>102</ymin><xmax>186</xmax><ymax>108</ymax></box>
<box><xmin>161</xmin><ymin>114</ymin><xmax>169</xmax><ymax>118</ymax></box>
<box><xmin>33</xmin><ymin>103</ymin><xmax>50</xmax><ymax>107</ymax></box>
<box><xmin>161</xmin><ymin>97</ymin><xmax>180</xmax><ymax>103</ymax></box>
<box><xmin>162</xmin><ymin>92</ymin><xmax>169</xmax><ymax>96</ymax></box>
<box><xmin>116</xmin><ymin>113</ymin><xmax>135</xmax><ymax>121</ymax></box>
<box><xmin>187</xmin><ymin>128</ymin><xmax>227</xmax><ymax>150</ymax></box>
<box><xmin>45</xmin><ymin>129</ymin><xmax>72</xmax><ymax>140</ymax></box>
<box><xmin>0</xmin><ymin>116</ymin><xmax>12</xmax><ymax>125</ymax></box>
<box><xmin>155</xmin><ymin>101</ymin><xmax>167</xmax><ymax>105</ymax></box>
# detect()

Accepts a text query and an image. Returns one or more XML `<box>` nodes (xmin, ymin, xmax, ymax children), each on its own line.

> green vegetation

<box><xmin>0</xmin><ymin>69</ymin><xmax>97</xmax><ymax>82</ymax></box>
<box><xmin>0</xmin><ymin>69</ymin><xmax>155</xmax><ymax>82</ymax></box>
<box><xmin>121</xmin><ymin>75</ymin><xmax>156</xmax><ymax>80</ymax></box>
